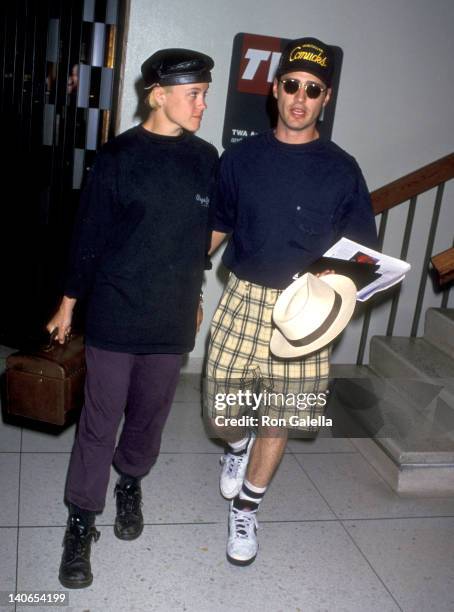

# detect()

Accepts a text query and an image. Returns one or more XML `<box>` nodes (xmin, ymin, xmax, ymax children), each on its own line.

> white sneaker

<box><xmin>226</xmin><ymin>502</ymin><xmax>258</xmax><ymax>565</ymax></box>
<box><xmin>219</xmin><ymin>432</ymin><xmax>255</xmax><ymax>500</ymax></box>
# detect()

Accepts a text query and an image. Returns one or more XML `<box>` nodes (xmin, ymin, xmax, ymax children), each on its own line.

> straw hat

<box><xmin>270</xmin><ymin>273</ymin><xmax>356</xmax><ymax>358</ymax></box>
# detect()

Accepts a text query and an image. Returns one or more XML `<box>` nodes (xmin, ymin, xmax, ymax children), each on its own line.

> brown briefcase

<box><xmin>5</xmin><ymin>333</ymin><xmax>86</xmax><ymax>426</ymax></box>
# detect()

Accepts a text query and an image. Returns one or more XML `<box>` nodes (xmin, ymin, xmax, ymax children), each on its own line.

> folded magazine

<box><xmin>299</xmin><ymin>238</ymin><xmax>411</xmax><ymax>302</ymax></box>
<box><xmin>323</xmin><ymin>237</ymin><xmax>411</xmax><ymax>301</ymax></box>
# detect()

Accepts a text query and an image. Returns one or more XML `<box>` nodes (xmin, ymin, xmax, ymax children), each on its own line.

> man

<box><xmin>206</xmin><ymin>37</ymin><xmax>377</xmax><ymax>565</ymax></box>
<box><xmin>48</xmin><ymin>48</ymin><xmax>218</xmax><ymax>588</ymax></box>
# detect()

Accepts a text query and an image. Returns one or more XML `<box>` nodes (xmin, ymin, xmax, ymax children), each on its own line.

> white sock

<box><xmin>237</xmin><ymin>478</ymin><xmax>267</xmax><ymax>509</ymax></box>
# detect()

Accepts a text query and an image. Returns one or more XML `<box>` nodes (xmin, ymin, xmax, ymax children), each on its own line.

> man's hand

<box><xmin>196</xmin><ymin>303</ymin><xmax>203</xmax><ymax>333</ymax></box>
<box><xmin>46</xmin><ymin>297</ymin><xmax>77</xmax><ymax>344</ymax></box>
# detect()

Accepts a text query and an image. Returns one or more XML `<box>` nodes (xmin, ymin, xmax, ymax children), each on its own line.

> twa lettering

<box><xmin>241</xmin><ymin>49</ymin><xmax>281</xmax><ymax>82</ymax></box>
<box><xmin>237</xmin><ymin>33</ymin><xmax>282</xmax><ymax>95</ymax></box>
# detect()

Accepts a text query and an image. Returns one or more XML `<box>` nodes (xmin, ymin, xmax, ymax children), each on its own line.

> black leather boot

<box><xmin>59</xmin><ymin>512</ymin><xmax>100</xmax><ymax>589</ymax></box>
<box><xmin>114</xmin><ymin>478</ymin><xmax>143</xmax><ymax>540</ymax></box>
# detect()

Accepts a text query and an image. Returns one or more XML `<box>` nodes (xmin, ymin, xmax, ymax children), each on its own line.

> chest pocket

<box><xmin>291</xmin><ymin>208</ymin><xmax>332</xmax><ymax>252</ymax></box>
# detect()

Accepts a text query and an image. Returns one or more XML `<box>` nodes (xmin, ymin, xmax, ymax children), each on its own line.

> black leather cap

<box><xmin>141</xmin><ymin>48</ymin><xmax>214</xmax><ymax>89</ymax></box>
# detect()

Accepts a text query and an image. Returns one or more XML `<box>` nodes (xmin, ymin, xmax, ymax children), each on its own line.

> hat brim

<box><xmin>270</xmin><ymin>274</ymin><xmax>356</xmax><ymax>358</ymax></box>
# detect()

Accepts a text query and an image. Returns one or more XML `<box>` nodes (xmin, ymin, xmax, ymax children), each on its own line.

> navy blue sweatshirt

<box><xmin>65</xmin><ymin>125</ymin><xmax>218</xmax><ymax>353</ymax></box>
<box><xmin>213</xmin><ymin>130</ymin><xmax>378</xmax><ymax>289</ymax></box>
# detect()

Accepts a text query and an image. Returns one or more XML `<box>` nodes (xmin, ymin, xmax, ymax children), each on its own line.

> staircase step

<box><xmin>424</xmin><ymin>307</ymin><xmax>454</xmax><ymax>358</ymax></box>
<box><xmin>350</xmin><ymin>437</ymin><xmax>454</xmax><ymax>496</ymax></box>
<box><xmin>330</xmin><ymin>364</ymin><xmax>454</xmax><ymax>495</ymax></box>
<box><xmin>333</xmin><ymin>316</ymin><xmax>454</xmax><ymax>496</ymax></box>
<box><xmin>332</xmin><ymin>367</ymin><xmax>454</xmax><ymax>456</ymax></box>
<box><xmin>369</xmin><ymin>336</ymin><xmax>454</xmax><ymax>414</ymax></box>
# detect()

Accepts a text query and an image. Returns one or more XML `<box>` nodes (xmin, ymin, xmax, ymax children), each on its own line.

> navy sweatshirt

<box><xmin>213</xmin><ymin>130</ymin><xmax>378</xmax><ymax>289</ymax></box>
<box><xmin>65</xmin><ymin>125</ymin><xmax>218</xmax><ymax>353</ymax></box>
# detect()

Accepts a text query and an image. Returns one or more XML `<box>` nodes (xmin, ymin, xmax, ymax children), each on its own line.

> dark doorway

<box><xmin>0</xmin><ymin>0</ymin><xmax>129</xmax><ymax>347</ymax></box>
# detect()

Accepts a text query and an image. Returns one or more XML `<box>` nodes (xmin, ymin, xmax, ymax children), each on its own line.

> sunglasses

<box><xmin>279</xmin><ymin>79</ymin><xmax>327</xmax><ymax>99</ymax></box>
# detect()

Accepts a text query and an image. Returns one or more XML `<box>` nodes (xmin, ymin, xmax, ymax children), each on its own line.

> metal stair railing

<box><xmin>356</xmin><ymin>153</ymin><xmax>454</xmax><ymax>365</ymax></box>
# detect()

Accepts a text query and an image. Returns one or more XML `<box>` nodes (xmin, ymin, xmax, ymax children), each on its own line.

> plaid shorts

<box><xmin>204</xmin><ymin>274</ymin><xmax>330</xmax><ymax>432</ymax></box>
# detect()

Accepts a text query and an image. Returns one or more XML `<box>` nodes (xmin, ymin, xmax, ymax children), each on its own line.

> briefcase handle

<box><xmin>42</xmin><ymin>328</ymin><xmax>72</xmax><ymax>352</ymax></box>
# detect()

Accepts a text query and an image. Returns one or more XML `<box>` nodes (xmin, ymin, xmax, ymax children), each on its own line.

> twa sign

<box><xmin>222</xmin><ymin>33</ymin><xmax>343</xmax><ymax>149</ymax></box>
<box><xmin>237</xmin><ymin>34</ymin><xmax>282</xmax><ymax>95</ymax></box>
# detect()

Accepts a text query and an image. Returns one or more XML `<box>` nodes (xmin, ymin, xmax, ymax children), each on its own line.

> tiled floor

<box><xmin>1</xmin><ymin>351</ymin><xmax>454</xmax><ymax>611</ymax></box>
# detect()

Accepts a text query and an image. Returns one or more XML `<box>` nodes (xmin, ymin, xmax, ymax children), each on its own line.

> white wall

<box><xmin>119</xmin><ymin>0</ymin><xmax>454</xmax><ymax>370</ymax></box>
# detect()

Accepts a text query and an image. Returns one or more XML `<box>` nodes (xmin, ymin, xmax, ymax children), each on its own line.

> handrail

<box><xmin>370</xmin><ymin>152</ymin><xmax>454</xmax><ymax>215</ymax></box>
<box><xmin>431</xmin><ymin>247</ymin><xmax>454</xmax><ymax>286</ymax></box>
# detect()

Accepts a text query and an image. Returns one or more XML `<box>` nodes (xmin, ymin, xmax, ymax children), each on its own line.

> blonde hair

<box><xmin>146</xmin><ymin>85</ymin><xmax>173</xmax><ymax>111</ymax></box>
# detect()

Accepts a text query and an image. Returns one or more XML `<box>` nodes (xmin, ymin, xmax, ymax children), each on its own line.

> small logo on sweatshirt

<box><xmin>195</xmin><ymin>193</ymin><xmax>210</xmax><ymax>207</ymax></box>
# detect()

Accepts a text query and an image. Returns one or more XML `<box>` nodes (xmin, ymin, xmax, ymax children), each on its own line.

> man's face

<box><xmin>272</xmin><ymin>71</ymin><xmax>331</xmax><ymax>136</ymax></box>
<box><xmin>160</xmin><ymin>82</ymin><xmax>209</xmax><ymax>133</ymax></box>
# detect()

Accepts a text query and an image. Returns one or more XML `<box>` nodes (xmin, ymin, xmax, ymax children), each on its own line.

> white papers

<box><xmin>323</xmin><ymin>237</ymin><xmax>411</xmax><ymax>301</ymax></box>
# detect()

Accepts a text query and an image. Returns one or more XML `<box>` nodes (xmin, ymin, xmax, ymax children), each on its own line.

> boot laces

<box><xmin>65</xmin><ymin>519</ymin><xmax>100</xmax><ymax>558</ymax></box>
<box><xmin>115</xmin><ymin>485</ymin><xmax>142</xmax><ymax>518</ymax></box>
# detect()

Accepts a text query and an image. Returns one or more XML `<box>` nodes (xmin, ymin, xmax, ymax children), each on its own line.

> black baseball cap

<box><xmin>276</xmin><ymin>37</ymin><xmax>334</xmax><ymax>87</ymax></box>
<box><xmin>141</xmin><ymin>48</ymin><xmax>214</xmax><ymax>89</ymax></box>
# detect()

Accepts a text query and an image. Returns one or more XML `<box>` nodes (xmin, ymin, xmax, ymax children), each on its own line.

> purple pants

<box><xmin>65</xmin><ymin>346</ymin><xmax>182</xmax><ymax>511</ymax></box>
